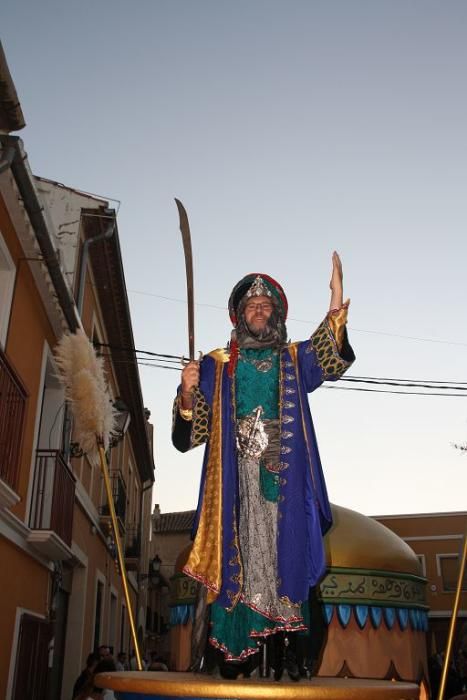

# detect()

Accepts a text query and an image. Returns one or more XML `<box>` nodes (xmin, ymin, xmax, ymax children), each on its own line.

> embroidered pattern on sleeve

<box><xmin>190</xmin><ymin>387</ymin><xmax>210</xmax><ymax>448</ymax></box>
<box><xmin>308</xmin><ymin>318</ymin><xmax>351</xmax><ymax>380</ymax></box>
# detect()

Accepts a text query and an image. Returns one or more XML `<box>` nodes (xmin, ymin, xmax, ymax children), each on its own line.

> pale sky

<box><xmin>3</xmin><ymin>1</ymin><xmax>467</xmax><ymax>516</ymax></box>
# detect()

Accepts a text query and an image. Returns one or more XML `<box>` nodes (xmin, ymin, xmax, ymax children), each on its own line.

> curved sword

<box><xmin>174</xmin><ymin>198</ymin><xmax>195</xmax><ymax>361</ymax></box>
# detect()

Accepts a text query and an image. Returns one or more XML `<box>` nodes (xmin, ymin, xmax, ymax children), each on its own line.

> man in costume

<box><xmin>172</xmin><ymin>252</ymin><xmax>355</xmax><ymax>679</ymax></box>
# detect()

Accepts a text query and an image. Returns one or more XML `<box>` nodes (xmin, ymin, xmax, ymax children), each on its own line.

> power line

<box><xmin>138</xmin><ymin>361</ymin><xmax>179</xmax><ymax>371</ymax></box>
<box><xmin>95</xmin><ymin>343</ymin><xmax>467</xmax><ymax>390</ymax></box>
<box><xmin>127</xmin><ymin>289</ymin><xmax>467</xmax><ymax>348</ymax></box>
<box><xmin>340</xmin><ymin>378</ymin><xmax>467</xmax><ymax>391</ymax></box>
<box><xmin>95</xmin><ymin>341</ymin><xmax>181</xmax><ymax>361</ymax></box>
<box><xmin>323</xmin><ymin>386</ymin><xmax>467</xmax><ymax>398</ymax></box>
<box><xmin>349</xmin><ymin>375</ymin><xmax>467</xmax><ymax>385</ymax></box>
<box><xmin>98</xmin><ymin>354</ymin><xmax>467</xmax><ymax>397</ymax></box>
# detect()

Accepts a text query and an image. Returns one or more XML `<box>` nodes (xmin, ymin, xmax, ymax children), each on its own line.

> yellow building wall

<box><xmin>0</xmin><ymin>196</ymin><xmax>57</xmax><ymax>522</ymax></box>
<box><xmin>0</xmin><ymin>536</ymin><xmax>49</xmax><ymax>700</ymax></box>
<box><xmin>72</xmin><ymin>503</ymin><xmax>137</xmax><ymax>655</ymax></box>
<box><xmin>1</xmin><ymin>194</ymin><xmax>150</xmax><ymax>694</ymax></box>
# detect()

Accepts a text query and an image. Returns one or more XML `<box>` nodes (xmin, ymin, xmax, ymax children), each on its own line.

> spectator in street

<box><xmin>75</xmin><ymin>658</ymin><xmax>117</xmax><ymax>700</ymax></box>
<box><xmin>457</xmin><ymin>647</ymin><xmax>467</xmax><ymax>693</ymax></box>
<box><xmin>115</xmin><ymin>651</ymin><xmax>127</xmax><ymax>671</ymax></box>
<box><xmin>129</xmin><ymin>650</ymin><xmax>148</xmax><ymax>670</ymax></box>
<box><xmin>129</xmin><ymin>650</ymin><xmax>138</xmax><ymax>670</ymax></box>
<box><xmin>147</xmin><ymin>651</ymin><xmax>168</xmax><ymax>672</ymax></box>
<box><xmin>72</xmin><ymin>652</ymin><xmax>99</xmax><ymax>699</ymax></box>
<box><xmin>429</xmin><ymin>651</ymin><xmax>462</xmax><ymax>700</ymax></box>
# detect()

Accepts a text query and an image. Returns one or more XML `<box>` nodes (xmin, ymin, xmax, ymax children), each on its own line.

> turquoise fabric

<box><xmin>259</xmin><ymin>462</ymin><xmax>279</xmax><ymax>502</ymax></box>
<box><xmin>210</xmin><ymin>600</ymin><xmax>309</xmax><ymax>659</ymax></box>
<box><xmin>211</xmin><ymin>348</ymin><xmax>303</xmax><ymax>659</ymax></box>
<box><xmin>235</xmin><ymin>349</ymin><xmax>279</xmax><ymax>419</ymax></box>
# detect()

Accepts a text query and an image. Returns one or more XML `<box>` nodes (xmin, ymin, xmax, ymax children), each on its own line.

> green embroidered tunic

<box><xmin>210</xmin><ymin>347</ymin><xmax>308</xmax><ymax>660</ymax></box>
<box><xmin>235</xmin><ymin>348</ymin><xmax>280</xmax><ymax>419</ymax></box>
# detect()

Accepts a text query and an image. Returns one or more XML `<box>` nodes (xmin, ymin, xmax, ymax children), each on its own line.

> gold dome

<box><xmin>325</xmin><ymin>504</ymin><xmax>420</xmax><ymax>575</ymax></box>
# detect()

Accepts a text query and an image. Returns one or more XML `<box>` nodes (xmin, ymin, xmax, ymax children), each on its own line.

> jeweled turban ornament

<box><xmin>245</xmin><ymin>275</ymin><xmax>272</xmax><ymax>299</ymax></box>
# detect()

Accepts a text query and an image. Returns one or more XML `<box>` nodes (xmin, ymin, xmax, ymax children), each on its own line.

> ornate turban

<box><xmin>228</xmin><ymin>274</ymin><xmax>288</xmax><ymax>327</ymax></box>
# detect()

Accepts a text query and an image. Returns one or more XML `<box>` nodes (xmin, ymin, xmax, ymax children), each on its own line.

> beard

<box><xmin>232</xmin><ymin>303</ymin><xmax>287</xmax><ymax>349</ymax></box>
<box><xmin>246</xmin><ymin>318</ymin><xmax>270</xmax><ymax>337</ymax></box>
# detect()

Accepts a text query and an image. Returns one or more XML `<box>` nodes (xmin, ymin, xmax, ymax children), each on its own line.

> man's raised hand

<box><xmin>329</xmin><ymin>251</ymin><xmax>344</xmax><ymax>310</ymax></box>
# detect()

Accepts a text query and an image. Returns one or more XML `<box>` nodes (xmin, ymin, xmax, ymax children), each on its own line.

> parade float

<box><xmin>95</xmin><ymin>503</ymin><xmax>428</xmax><ymax>699</ymax></box>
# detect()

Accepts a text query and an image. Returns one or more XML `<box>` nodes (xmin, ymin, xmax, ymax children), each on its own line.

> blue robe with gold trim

<box><xmin>173</xmin><ymin>315</ymin><xmax>355</xmax><ymax>617</ymax></box>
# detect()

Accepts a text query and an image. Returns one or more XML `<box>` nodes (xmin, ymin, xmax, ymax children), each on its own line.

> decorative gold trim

<box><xmin>226</xmin><ymin>503</ymin><xmax>243</xmax><ymax>611</ymax></box>
<box><xmin>183</xmin><ymin>361</ymin><xmax>224</xmax><ymax>602</ymax></box>
<box><xmin>327</xmin><ymin>301</ymin><xmax>349</xmax><ymax>352</ymax></box>
<box><xmin>208</xmin><ymin>347</ymin><xmax>230</xmax><ymax>363</ymax></box>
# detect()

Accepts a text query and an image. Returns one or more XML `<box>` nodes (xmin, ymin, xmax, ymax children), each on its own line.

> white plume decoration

<box><xmin>55</xmin><ymin>330</ymin><xmax>115</xmax><ymax>462</ymax></box>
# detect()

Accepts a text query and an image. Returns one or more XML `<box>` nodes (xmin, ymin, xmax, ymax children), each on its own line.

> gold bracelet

<box><xmin>178</xmin><ymin>394</ymin><xmax>193</xmax><ymax>421</ymax></box>
<box><xmin>179</xmin><ymin>406</ymin><xmax>193</xmax><ymax>421</ymax></box>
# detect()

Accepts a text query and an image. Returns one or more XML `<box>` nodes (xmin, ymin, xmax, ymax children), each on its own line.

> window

<box><xmin>12</xmin><ymin>614</ymin><xmax>50</xmax><ymax>700</ymax></box>
<box><xmin>36</xmin><ymin>355</ymin><xmax>65</xmax><ymax>451</ymax></box>
<box><xmin>438</xmin><ymin>554</ymin><xmax>467</xmax><ymax>592</ymax></box>
<box><xmin>0</xmin><ymin>350</ymin><xmax>27</xmax><ymax>493</ymax></box>
<box><xmin>109</xmin><ymin>592</ymin><xmax>117</xmax><ymax>654</ymax></box>
<box><xmin>0</xmin><ymin>232</ymin><xmax>16</xmax><ymax>348</ymax></box>
<box><xmin>119</xmin><ymin>603</ymin><xmax>127</xmax><ymax>654</ymax></box>
<box><xmin>417</xmin><ymin>554</ymin><xmax>426</xmax><ymax>577</ymax></box>
<box><xmin>93</xmin><ymin>579</ymin><xmax>104</xmax><ymax>649</ymax></box>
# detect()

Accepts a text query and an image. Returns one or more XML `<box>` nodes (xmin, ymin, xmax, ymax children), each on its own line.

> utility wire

<box><xmin>127</xmin><ymin>289</ymin><xmax>467</xmax><ymax>348</ymax></box>
<box><xmin>349</xmin><ymin>375</ymin><xmax>467</xmax><ymax>385</ymax></box>
<box><xmin>95</xmin><ymin>344</ymin><xmax>467</xmax><ymax>390</ymax></box>
<box><xmin>98</xmin><ymin>354</ymin><xmax>467</xmax><ymax>396</ymax></box>
<box><xmin>339</xmin><ymin>378</ymin><xmax>467</xmax><ymax>391</ymax></box>
<box><xmin>323</xmin><ymin>386</ymin><xmax>466</xmax><ymax>398</ymax></box>
<box><xmin>95</xmin><ymin>341</ymin><xmax>181</xmax><ymax>361</ymax></box>
<box><xmin>138</xmin><ymin>361</ymin><xmax>179</xmax><ymax>371</ymax></box>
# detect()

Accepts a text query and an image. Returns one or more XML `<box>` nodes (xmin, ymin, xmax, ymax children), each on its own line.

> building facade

<box><xmin>376</xmin><ymin>510</ymin><xmax>467</xmax><ymax>656</ymax></box>
<box><xmin>0</xmin><ymin>43</ymin><xmax>154</xmax><ymax>700</ymax></box>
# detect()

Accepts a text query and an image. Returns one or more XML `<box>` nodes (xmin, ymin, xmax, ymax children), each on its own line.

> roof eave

<box><xmin>82</xmin><ymin>208</ymin><xmax>155</xmax><ymax>483</ymax></box>
<box><xmin>0</xmin><ymin>42</ymin><xmax>26</xmax><ymax>132</ymax></box>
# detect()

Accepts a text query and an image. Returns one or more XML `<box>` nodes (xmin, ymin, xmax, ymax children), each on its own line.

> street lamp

<box><xmin>149</xmin><ymin>555</ymin><xmax>163</xmax><ymax>636</ymax></box>
<box><xmin>109</xmin><ymin>399</ymin><xmax>131</xmax><ymax>448</ymax></box>
<box><xmin>149</xmin><ymin>555</ymin><xmax>161</xmax><ymax>584</ymax></box>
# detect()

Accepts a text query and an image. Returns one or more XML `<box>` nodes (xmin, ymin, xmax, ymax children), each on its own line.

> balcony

<box><xmin>0</xmin><ymin>349</ymin><xmax>27</xmax><ymax>509</ymax></box>
<box><xmin>125</xmin><ymin>524</ymin><xmax>141</xmax><ymax>570</ymax></box>
<box><xmin>28</xmin><ymin>449</ymin><xmax>76</xmax><ymax>560</ymax></box>
<box><xmin>99</xmin><ymin>469</ymin><xmax>126</xmax><ymax>534</ymax></box>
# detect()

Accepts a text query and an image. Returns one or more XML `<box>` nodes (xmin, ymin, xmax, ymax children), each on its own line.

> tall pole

<box><xmin>437</xmin><ymin>533</ymin><xmax>467</xmax><ymax>700</ymax></box>
<box><xmin>98</xmin><ymin>444</ymin><xmax>143</xmax><ymax>670</ymax></box>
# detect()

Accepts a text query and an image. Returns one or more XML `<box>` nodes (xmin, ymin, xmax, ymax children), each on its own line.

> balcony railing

<box><xmin>0</xmin><ymin>350</ymin><xmax>27</xmax><ymax>492</ymax></box>
<box><xmin>29</xmin><ymin>450</ymin><xmax>76</xmax><ymax>547</ymax></box>
<box><xmin>99</xmin><ymin>469</ymin><xmax>127</xmax><ymax>526</ymax></box>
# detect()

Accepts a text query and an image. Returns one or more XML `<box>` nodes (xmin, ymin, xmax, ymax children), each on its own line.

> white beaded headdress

<box><xmin>245</xmin><ymin>275</ymin><xmax>272</xmax><ymax>299</ymax></box>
